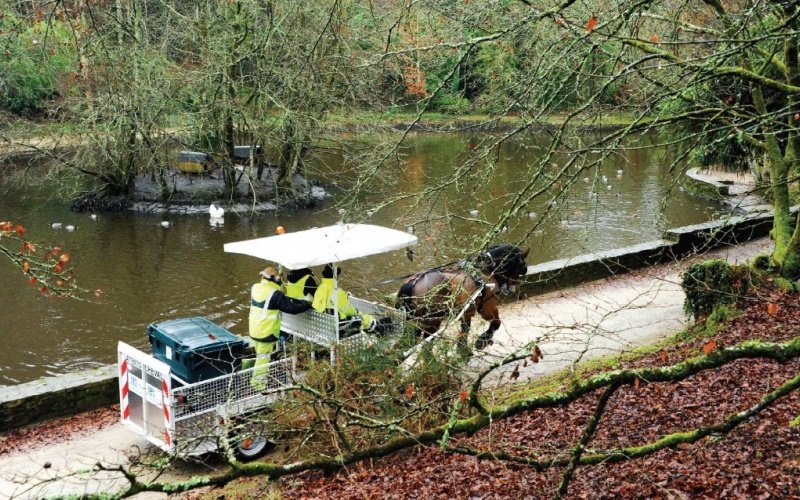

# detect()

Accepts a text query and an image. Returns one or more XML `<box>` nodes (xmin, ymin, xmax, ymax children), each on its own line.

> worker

<box><xmin>285</xmin><ymin>267</ymin><xmax>318</xmax><ymax>301</ymax></box>
<box><xmin>312</xmin><ymin>264</ymin><xmax>391</xmax><ymax>336</ymax></box>
<box><xmin>249</xmin><ymin>266</ymin><xmax>311</xmax><ymax>389</ymax></box>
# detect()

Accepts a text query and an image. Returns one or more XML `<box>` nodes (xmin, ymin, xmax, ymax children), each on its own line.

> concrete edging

<box><xmin>0</xmin><ymin>209</ymin><xmax>779</xmax><ymax>433</ymax></box>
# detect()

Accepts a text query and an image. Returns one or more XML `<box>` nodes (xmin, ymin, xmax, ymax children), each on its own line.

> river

<box><xmin>0</xmin><ymin>131</ymin><xmax>730</xmax><ymax>386</ymax></box>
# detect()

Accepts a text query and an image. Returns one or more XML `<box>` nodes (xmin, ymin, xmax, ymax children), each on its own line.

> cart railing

<box><xmin>280</xmin><ymin>295</ymin><xmax>406</xmax><ymax>351</ymax></box>
<box><xmin>172</xmin><ymin>357</ymin><xmax>294</xmax><ymax>420</ymax></box>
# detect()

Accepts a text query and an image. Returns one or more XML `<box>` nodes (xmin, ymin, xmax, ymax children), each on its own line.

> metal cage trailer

<box><xmin>118</xmin><ymin>325</ymin><xmax>294</xmax><ymax>460</ymax></box>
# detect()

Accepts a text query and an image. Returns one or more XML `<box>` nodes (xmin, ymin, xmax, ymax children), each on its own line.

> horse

<box><xmin>395</xmin><ymin>244</ymin><xmax>529</xmax><ymax>352</ymax></box>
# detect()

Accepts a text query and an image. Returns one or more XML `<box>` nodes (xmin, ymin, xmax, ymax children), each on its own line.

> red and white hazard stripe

<box><xmin>119</xmin><ymin>358</ymin><xmax>130</xmax><ymax>421</ymax></box>
<box><xmin>162</xmin><ymin>378</ymin><xmax>172</xmax><ymax>446</ymax></box>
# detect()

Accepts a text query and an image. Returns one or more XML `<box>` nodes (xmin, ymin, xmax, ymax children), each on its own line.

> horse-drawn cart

<box><xmin>118</xmin><ymin>223</ymin><xmax>417</xmax><ymax>460</ymax></box>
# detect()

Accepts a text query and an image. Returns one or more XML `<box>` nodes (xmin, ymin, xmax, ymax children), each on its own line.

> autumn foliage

<box><xmin>0</xmin><ymin>221</ymin><xmax>87</xmax><ymax>299</ymax></box>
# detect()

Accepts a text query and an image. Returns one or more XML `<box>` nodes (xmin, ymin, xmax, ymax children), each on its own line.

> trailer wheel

<box><xmin>233</xmin><ymin>431</ymin><xmax>275</xmax><ymax>461</ymax></box>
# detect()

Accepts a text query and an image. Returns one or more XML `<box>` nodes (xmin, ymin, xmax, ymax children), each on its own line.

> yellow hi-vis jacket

<box><xmin>285</xmin><ymin>273</ymin><xmax>314</xmax><ymax>301</ymax></box>
<box><xmin>249</xmin><ymin>279</ymin><xmax>281</xmax><ymax>344</ymax></box>
<box><xmin>312</xmin><ymin>278</ymin><xmax>375</xmax><ymax>330</ymax></box>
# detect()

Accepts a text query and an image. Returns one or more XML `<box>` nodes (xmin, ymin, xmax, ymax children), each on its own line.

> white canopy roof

<box><xmin>224</xmin><ymin>223</ymin><xmax>418</xmax><ymax>270</ymax></box>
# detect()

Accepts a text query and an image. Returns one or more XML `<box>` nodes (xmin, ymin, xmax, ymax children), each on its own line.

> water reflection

<box><xmin>0</xmin><ymin>132</ymin><xmax>728</xmax><ymax>385</ymax></box>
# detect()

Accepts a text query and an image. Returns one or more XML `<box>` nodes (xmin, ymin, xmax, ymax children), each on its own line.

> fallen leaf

<box><xmin>651</xmin><ymin>34</ymin><xmax>659</xmax><ymax>43</ymax></box>
<box><xmin>406</xmin><ymin>384</ymin><xmax>415</xmax><ymax>399</ymax></box>
<box><xmin>661</xmin><ymin>351</ymin><xmax>667</xmax><ymax>363</ymax></box>
<box><xmin>459</xmin><ymin>390</ymin><xmax>467</xmax><ymax>403</ymax></box>
<box><xmin>702</xmin><ymin>340</ymin><xmax>717</xmax><ymax>355</ymax></box>
<box><xmin>768</xmin><ymin>303</ymin><xmax>778</xmax><ymax>316</ymax></box>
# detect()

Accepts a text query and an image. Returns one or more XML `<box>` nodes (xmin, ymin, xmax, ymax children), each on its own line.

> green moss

<box><xmin>681</xmin><ymin>259</ymin><xmax>754</xmax><ymax>318</ymax></box>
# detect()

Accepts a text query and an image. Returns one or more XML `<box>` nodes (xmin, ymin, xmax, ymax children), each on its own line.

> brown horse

<box><xmin>396</xmin><ymin>244</ymin><xmax>529</xmax><ymax>351</ymax></box>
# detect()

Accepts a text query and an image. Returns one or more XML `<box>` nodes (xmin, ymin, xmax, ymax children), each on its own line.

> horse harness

<box><xmin>459</xmin><ymin>258</ymin><xmax>493</xmax><ymax>312</ymax></box>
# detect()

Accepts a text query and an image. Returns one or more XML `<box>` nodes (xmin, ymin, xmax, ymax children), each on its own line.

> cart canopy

<box><xmin>223</xmin><ymin>223</ymin><xmax>417</xmax><ymax>270</ymax></box>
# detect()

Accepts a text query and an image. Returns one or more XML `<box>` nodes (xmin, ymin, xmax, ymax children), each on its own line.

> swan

<box><xmin>65</xmin><ymin>225</ymin><xmax>76</xmax><ymax>231</ymax></box>
<box><xmin>51</xmin><ymin>223</ymin><xmax>62</xmax><ymax>229</ymax></box>
<box><xmin>161</xmin><ymin>221</ymin><xmax>170</xmax><ymax>228</ymax></box>
<box><xmin>209</xmin><ymin>204</ymin><xmax>225</xmax><ymax>218</ymax></box>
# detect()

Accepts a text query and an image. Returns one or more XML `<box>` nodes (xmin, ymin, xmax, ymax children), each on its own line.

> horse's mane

<box><xmin>473</xmin><ymin>244</ymin><xmax>526</xmax><ymax>288</ymax></box>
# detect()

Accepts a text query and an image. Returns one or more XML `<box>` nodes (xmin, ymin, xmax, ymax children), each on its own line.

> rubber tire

<box><xmin>233</xmin><ymin>433</ymin><xmax>274</xmax><ymax>461</ymax></box>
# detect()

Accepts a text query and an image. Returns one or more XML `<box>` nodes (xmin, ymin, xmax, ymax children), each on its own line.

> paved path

<box><xmin>466</xmin><ymin>236</ymin><xmax>773</xmax><ymax>385</ymax></box>
<box><xmin>0</xmin><ymin>237</ymin><xmax>774</xmax><ymax>499</ymax></box>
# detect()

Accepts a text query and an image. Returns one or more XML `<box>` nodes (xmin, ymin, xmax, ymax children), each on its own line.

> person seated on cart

<box><xmin>312</xmin><ymin>264</ymin><xmax>391</xmax><ymax>336</ymax></box>
<box><xmin>284</xmin><ymin>267</ymin><xmax>318</xmax><ymax>301</ymax></box>
<box><xmin>250</xmin><ymin>266</ymin><xmax>312</xmax><ymax>389</ymax></box>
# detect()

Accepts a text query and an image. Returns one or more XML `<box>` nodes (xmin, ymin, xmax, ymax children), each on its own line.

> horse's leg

<box><xmin>475</xmin><ymin>298</ymin><xmax>501</xmax><ymax>350</ymax></box>
<box><xmin>455</xmin><ymin>307</ymin><xmax>474</xmax><ymax>358</ymax></box>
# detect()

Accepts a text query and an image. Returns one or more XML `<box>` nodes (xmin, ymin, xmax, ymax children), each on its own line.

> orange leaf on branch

<box><xmin>59</xmin><ymin>253</ymin><xmax>70</xmax><ymax>263</ymax></box>
<box><xmin>54</xmin><ymin>261</ymin><xmax>65</xmax><ymax>273</ymax></box>
<box><xmin>459</xmin><ymin>390</ymin><xmax>468</xmax><ymax>404</ymax></box>
<box><xmin>15</xmin><ymin>224</ymin><xmax>24</xmax><ymax>236</ymax></box>
<box><xmin>21</xmin><ymin>241</ymin><xmax>36</xmax><ymax>254</ymax></box>
<box><xmin>586</xmin><ymin>16</ymin><xmax>597</xmax><ymax>33</ymax></box>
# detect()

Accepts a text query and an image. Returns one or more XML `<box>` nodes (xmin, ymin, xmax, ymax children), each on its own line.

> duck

<box><xmin>209</xmin><ymin>204</ymin><xmax>225</xmax><ymax>218</ymax></box>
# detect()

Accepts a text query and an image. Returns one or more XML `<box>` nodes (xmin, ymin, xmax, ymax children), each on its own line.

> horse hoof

<box><xmin>474</xmin><ymin>338</ymin><xmax>494</xmax><ymax>350</ymax></box>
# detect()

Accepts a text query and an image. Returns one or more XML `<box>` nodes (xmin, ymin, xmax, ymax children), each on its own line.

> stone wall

<box><xmin>0</xmin><ymin>365</ymin><xmax>117</xmax><ymax>432</ymax></box>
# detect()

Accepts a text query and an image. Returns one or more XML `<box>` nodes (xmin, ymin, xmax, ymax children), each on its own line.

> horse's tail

<box><xmin>395</xmin><ymin>279</ymin><xmax>417</xmax><ymax>311</ymax></box>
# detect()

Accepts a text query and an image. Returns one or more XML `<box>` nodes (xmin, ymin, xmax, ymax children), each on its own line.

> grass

<box><xmin>494</xmin><ymin>327</ymin><xmax>697</xmax><ymax>405</ymax></box>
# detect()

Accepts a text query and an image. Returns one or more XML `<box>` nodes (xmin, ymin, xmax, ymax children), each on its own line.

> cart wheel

<box><xmin>233</xmin><ymin>432</ymin><xmax>275</xmax><ymax>461</ymax></box>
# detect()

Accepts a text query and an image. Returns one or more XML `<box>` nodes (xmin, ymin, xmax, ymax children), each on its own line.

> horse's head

<box><xmin>477</xmin><ymin>244</ymin><xmax>530</xmax><ymax>290</ymax></box>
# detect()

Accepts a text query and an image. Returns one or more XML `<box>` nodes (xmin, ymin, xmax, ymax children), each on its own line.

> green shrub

<box><xmin>681</xmin><ymin>259</ymin><xmax>752</xmax><ymax>318</ymax></box>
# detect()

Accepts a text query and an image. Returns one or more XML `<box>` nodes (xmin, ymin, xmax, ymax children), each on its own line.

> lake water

<box><xmin>0</xmin><ymin>131</ymin><xmax>730</xmax><ymax>386</ymax></box>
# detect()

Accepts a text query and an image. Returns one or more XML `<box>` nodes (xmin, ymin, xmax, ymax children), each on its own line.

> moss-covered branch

<box><xmin>97</xmin><ymin>335</ymin><xmax>800</xmax><ymax>498</ymax></box>
<box><xmin>556</xmin><ymin>382</ymin><xmax>619</xmax><ymax>499</ymax></box>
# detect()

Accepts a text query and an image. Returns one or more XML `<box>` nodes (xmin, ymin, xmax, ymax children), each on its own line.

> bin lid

<box><xmin>148</xmin><ymin>317</ymin><xmax>245</xmax><ymax>353</ymax></box>
<box><xmin>177</xmin><ymin>151</ymin><xmax>209</xmax><ymax>163</ymax></box>
<box><xmin>223</xmin><ymin>223</ymin><xmax>417</xmax><ymax>270</ymax></box>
